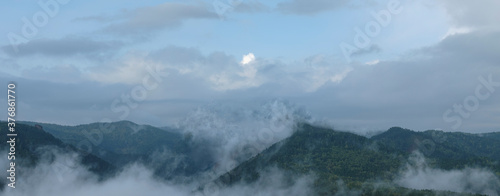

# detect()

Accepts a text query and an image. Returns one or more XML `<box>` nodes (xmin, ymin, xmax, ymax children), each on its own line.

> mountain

<box><xmin>0</xmin><ymin>122</ymin><xmax>116</xmax><ymax>190</ymax></box>
<box><xmin>19</xmin><ymin>120</ymin><xmax>213</xmax><ymax>179</ymax></box>
<box><xmin>21</xmin><ymin>120</ymin><xmax>187</xmax><ymax>156</ymax></box>
<box><xmin>372</xmin><ymin>127</ymin><xmax>500</xmax><ymax>172</ymax></box>
<box><xmin>212</xmin><ymin>124</ymin><xmax>499</xmax><ymax>195</ymax></box>
<box><xmin>7</xmin><ymin>121</ymin><xmax>499</xmax><ymax>195</ymax></box>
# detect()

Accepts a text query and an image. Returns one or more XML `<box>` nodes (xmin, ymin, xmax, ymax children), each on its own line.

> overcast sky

<box><xmin>1</xmin><ymin>0</ymin><xmax>499</xmax><ymax>133</ymax></box>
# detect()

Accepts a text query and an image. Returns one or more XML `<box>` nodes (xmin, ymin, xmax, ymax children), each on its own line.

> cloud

<box><xmin>233</xmin><ymin>1</ymin><xmax>269</xmax><ymax>13</ymax></box>
<box><xmin>422</xmin><ymin>31</ymin><xmax>500</xmax><ymax>63</ymax></box>
<box><xmin>395</xmin><ymin>152</ymin><xmax>500</xmax><ymax>195</ymax></box>
<box><xmin>240</xmin><ymin>53</ymin><xmax>256</xmax><ymax>65</ymax></box>
<box><xmin>0</xmin><ymin>142</ymin><xmax>315</xmax><ymax>196</ymax></box>
<box><xmin>301</xmin><ymin>30</ymin><xmax>500</xmax><ymax>132</ymax></box>
<box><xmin>210</xmin><ymin>53</ymin><xmax>262</xmax><ymax>91</ymax></box>
<box><xmin>102</xmin><ymin>2</ymin><xmax>218</xmax><ymax>35</ymax></box>
<box><xmin>3</xmin><ymin>28</ymin><xmax>500</xmax><ymax>132</ymax></box>
<box><xmin>213</xmin><ymin>167</ymin><xmax>315</xmax><ymax>196</ymax></box>
<box><xmin>1</xmin><ymin>37</ymin><xmax>122</xmax><ymax>57</ymax></box>
<box><xmin>176</xmin><ymin>100</ymin><xmax>312</xmax><ymax>175</ymax></box>
<box><xmin>85</xmin><ymin>46</ymin><xmax>351</xmax><ymax>93</ymax></box>
<box><xmin>365</xmin><ymin>59</ymin><xmax>380</xmax><ymax>66</ymax></box>
<box><xmin>72</xmin><ymin>15</ymin><xmax>115</xmax><ymax>23</ymax></box>
<box><xmin>330</xmin><ymin>67</ymin><xmax>353</xmax><ymax>83</ymax></box>
<box><xmin>276</xmin><ymin>0</ymin><xmax>349</xmax><ymax>15</ymax></box>
<box><xmin>439</xmin><ymin>0</ymin><xmax>500</xmax><ymax>30</ymax></box>
<box><xmin>442</xmin><ymin>27</ymin><xmax>473</xmax><ymax>40</ymax></box>
<box><xmin>351</xmin><ymin>45</ymin><xmax>381</xmax><ymax>57</ymax></box>
<box><xmin>0</xmin><ymin>148</ymin><xmax>189</xmax><ymax>196</ymax></box>
<box><xmin>294</xmin><ymin>54</ymin><xmax>353</xmax><ymax>92</ymax></box>
<box><xmin>239</xmin><ymin>53</ymin><xmax>257</xmax><ymax>78</ymax></box>
<box><xmin>0</xmin><ymin>44</ymin><xmax>354</xmax><ymax>128</ymax></box>
<box><xmin>87</xmin><ymin>52</ymin><xmax>166</xmax><ymax>85</ymax></box>
<box><xmin>0</xmin><ymin>72</ymin><xmax>133</xmax><ymax>125</ymax></box>
<box><xmin>21</xmin><ymin>65</ymin><xmax>86</xmax><ymax>84</ymax></box>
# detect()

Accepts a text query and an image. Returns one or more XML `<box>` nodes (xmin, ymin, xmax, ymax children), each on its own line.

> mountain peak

<box><xmin>387</xmin><ymin>126</ymin><xmax>412</xmax><ymax>133</ymax></box>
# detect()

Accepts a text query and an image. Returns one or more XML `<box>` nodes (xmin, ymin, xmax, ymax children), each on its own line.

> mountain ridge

<box><xmin>5</xmin><ymin>120</ymin><xmax>499</xmax><ymax>195</ymax></box>
<box><xmin>212</xmin><ymin>123</ymin><xmax>500</xmax><ymax>195</ymax></box>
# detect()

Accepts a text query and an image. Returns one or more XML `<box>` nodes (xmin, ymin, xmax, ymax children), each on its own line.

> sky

<box><xmin>0</xmin><ymin>0</ymin><xmax>499</xmax><ymax>133</ymax></box>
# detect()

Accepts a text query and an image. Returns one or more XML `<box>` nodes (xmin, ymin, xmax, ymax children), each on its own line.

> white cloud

<box><xmin>209</xmin><ymin>53</ymin><xmax>263</xmax><ymax>91</ymax></box>
<box><xmin>238</xmin><ymin>53</ymin><xmax>258</xmax><ymax>78</ymax></box>
<box><xmin>7</xmin><ymin>25</ymin><xmax>499</xmax><ymax>132</ymax></box>
<box><xmin>0</xmin><ymin>144</ymin><xmax>315</xmax><ymax>196</ymax></box>
<box><xmin>439</xmin><ymin>0</ymin><xmax>500</xmax><ymax>30</ymax></box>
<box><xmin>87</xmin><ymin>54</ymin><xmax>158</xmax><ymax>85</ymax></box>
<box><xmin>441</xmin><ymin>27</ymin><xmax>474</xmax><ymax>40</ymax></box>
<box><xmin>304</xmin><ymin>66</ymin><xmax>352</xmax><ymax>92</ymax></box>
<box><xmin>330</xmin><ymin>67</ymin><xmax>353</xmax><ymax>83</ymax></box>
<box><xmin>101</xmin><ymin>2</ymin><xmax>218</xmax><ymax>35</ymax></box>
<box><xmin>240</xmin><ymin>53</ymin><xmax>256</xmax><ymax>65</ymax></box>
<box><xmin>296</xmin><ymin>55</ymin><xmax>353</xmax><ymax>92</ymax></box>
<box><xmin>86</xmin><ymin>50</ymin><xmax>354</xmax><ymax>93</ymax></box>
<box><xmin>276</xmin><ymin>0</ymin><xmax>349</xmax><ymax>15</ymax></box>
<box><xmin>209</xmin><ymin>72</ymin><xmax>262</xmax><ymax>91</ymax></box>
<box><xmin>396</xmin><ymin>152</ymin><xmax>500</xmax><ymax>195</ymax></box>
<box><xmin>365</xmin><ymin>59</ymin><xmax>380</xmax><ymax>66</ymax></box>
<box><xmin>20</xmin><ymin>64</ymin><xmax>86</xmax><ymax>84</ymax></box>
<box><xmin>176</xmin><ymin>100</ymin><xmax>312</xmax><ymax>174</ymax></box>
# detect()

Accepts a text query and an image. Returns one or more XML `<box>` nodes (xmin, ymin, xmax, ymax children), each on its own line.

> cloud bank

<box><xmin>396</xmin><ymin>152</ymin><xmax>500</xmax><ymax>195</ymax></box>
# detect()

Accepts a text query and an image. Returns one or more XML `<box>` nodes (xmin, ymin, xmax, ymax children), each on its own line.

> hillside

<box><xmin>0</xmin><ymin>122</ymin><xmax>116</xmax><ymax>190</ymax></box>
<box><xmin>213</xmin><ymin>124</ymin><xmax>499</xmax><ymax>195</ymax></box>
<box><xmin>373</xmin><ymin>127</ymin><xmax>500</xmax><ymax>173</ymax></box>
<box><xmin>6</xmin><ymin>121</ymin><xmax>499</xmax><ymax>195</ymax></box>
<box><xmin>19</xmin><ymin>121</ymin><xmax>212</xmax><ymax>179</ymax></box>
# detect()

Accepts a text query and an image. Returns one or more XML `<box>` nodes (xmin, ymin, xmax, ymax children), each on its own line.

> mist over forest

<box><xmin>0</xmin><ymin>100</ymin><xmax>499</xmax><ymax>195</ymax></box>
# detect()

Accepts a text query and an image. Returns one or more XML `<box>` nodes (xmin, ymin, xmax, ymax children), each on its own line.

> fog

<box><xmin>2</xmin><ymin>101</ymin><xmax>499</xmax><ymax>195</ymax></box>
<box><xmin>0</xmin><ymin>100</ymin><xmax>318</xmax><ymax>196</ymax></box>
<box><xmin>0</xmin><ymin>148</ymin><xmax>315</xmax><ymax>196</ymax></box>
<box><xmin>6</xmin><ymin>150</ymin><xmax>498</xmax><ymax>196</ymax></box>
<box><xmin>396</xmin><ymin>152</ymin><xmax>500</xmax><ymax>196</ymax></box>
<box><xmin>174</xmin><ymin>100</ymin><xmax>313</xmax><ymax>176</ymax></box>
